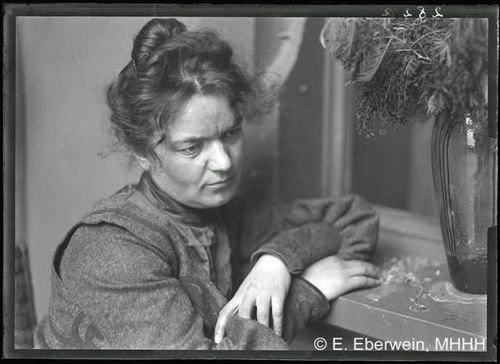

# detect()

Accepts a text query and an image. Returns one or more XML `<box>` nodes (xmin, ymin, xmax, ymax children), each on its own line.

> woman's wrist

<box><xmin>300</xmin><ymin>261</ymin><xmax>333</xmax><ymax>300</ymax></box>
<box><xmin>300</xmin><ymin>270</ymin><xmax>324</xmax><ymax>298</ymax></box>
<box><xmin>257</xmin><ymin>253</ymin><xmax>289</xmax><ymax>272</ymax></box>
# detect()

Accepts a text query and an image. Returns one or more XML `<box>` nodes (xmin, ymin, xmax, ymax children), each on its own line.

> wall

<box><xmin>16</xmin><ymin>16</ymin><xmax>256</xmax><ymax>319</ymax></box>
<box><xmin>244</xmin><ymin>17</ymin><xmax>306</xmax><ymax>199</ymax></box>
<box><xmin>278</xmin><ymin>18</ymin><xmax>327</xmax><ymax>200</ymax></box>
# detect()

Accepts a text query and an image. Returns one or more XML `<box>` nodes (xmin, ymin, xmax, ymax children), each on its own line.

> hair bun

<box><xmin>132</xmin><ymin>18</ymin><xmax>186</xmax><ymax>63</ymax></box>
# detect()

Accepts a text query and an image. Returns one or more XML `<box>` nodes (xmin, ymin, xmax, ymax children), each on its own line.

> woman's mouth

<box><xmin>205</xmin><ymin>175</ymin><xmax>234</xmax><ymax>188</ymax></box>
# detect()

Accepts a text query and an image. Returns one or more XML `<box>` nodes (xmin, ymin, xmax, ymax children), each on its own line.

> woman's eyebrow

<box><xmin>171</xmin><ymin>116</ymin><xmax>243</xmax><ymax>147</ymax></box>
<box><xmin>172</xmin><ymin>135</ymin><xmax>206</xmax><ymax>147</ymax></box>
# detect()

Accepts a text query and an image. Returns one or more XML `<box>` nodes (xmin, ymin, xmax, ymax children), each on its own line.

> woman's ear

<box><xmin>134</xmin><ymin>154</ymin><xmax>153</xmax><ymax>171</ymax></box>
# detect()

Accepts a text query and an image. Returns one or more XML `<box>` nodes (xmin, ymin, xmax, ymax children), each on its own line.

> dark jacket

<box><xmin>34</xmin><ymin>176</ymin><xmax>379</xmax><ymax>350</ymax></box>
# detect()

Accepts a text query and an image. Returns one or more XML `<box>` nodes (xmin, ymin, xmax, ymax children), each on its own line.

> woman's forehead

<box><xmin>166</xmin><ymin>94</ymin><xmax>238</xmax><ymax>143</ymax></box>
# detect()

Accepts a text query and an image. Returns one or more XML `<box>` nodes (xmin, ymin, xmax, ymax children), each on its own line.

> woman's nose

<box><xmin>207</xmin><ymin>141</ymin><xmax>232</xmax><ymax>172</ymax></box>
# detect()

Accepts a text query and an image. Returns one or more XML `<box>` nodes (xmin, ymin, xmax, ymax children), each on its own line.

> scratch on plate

<box><xmin>45</xmin><ymin>124</ymin><xmax>92</xmax><ymax>153</ymax></box>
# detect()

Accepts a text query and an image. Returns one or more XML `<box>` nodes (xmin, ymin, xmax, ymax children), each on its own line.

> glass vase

<box><xmin>431</xmin><ymin>111</ymin><xmax>497</xmax><ymax>294</ymax></box>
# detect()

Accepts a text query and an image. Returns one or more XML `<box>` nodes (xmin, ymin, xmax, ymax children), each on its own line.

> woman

<box><xmin>34</xmin><ymin>18</ymin><xmax>381</xmax><ymax>350</ymax></box>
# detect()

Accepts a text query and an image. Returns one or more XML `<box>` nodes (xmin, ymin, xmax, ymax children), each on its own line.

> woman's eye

<box><xmin>223</xmin><ymin>126</ymin><xmax>242</xmax><ymax>140</ymax></box>
<box><xmin>181</xmin><ymin>144</ymin><xmax>201</xmax><ymax>156</ymax></box>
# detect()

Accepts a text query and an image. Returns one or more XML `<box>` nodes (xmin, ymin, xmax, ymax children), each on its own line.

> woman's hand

<box><xmin>214</xmin><ymin>254</ymin><xmax>291</xmax><ymax>343</ymax></box>
<box><xmin>301</xmin><ymin>255</ymin><xmax>381</xmax><ymax>301</ymax></box>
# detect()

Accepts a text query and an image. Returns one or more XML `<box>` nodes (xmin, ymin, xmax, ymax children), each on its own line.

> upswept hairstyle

<box><xmin>106</xmin><ymin>18</ymin><xmax>269</xmax><ymax>160</ymax></box>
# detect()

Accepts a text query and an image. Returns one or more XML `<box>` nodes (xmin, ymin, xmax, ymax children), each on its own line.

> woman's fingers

<box><xmin>214</xmin><ymin>254</ymin><xmax>291</xmax><ymax>342</ymax></box>
<box><xmin>348</xmin><ymin>275</ymin><xmax>381</xmax><ymax>291</ymax></box>
<box><xmin>271</xmin><ymin>295</ymin><xmax>284</xmax><ymax>336</ymax></box>
<box><xmin>256</xmin><ymin>296</ymin><xmax>270</xmax><ymax>328</ymax></box>
<box><xmin>347</xmin><ymin>261</ymin><xmax>381</xmax><ymax>278</ymax></box>
<box><xmin>240</xmin><ymin>293</ymin><xmax>284</xmax><ymax>335</ymax></box>
<box><xmin>214</xmin><ymin>301</ymin><xmax>238</xmax><ymax>344</ymax></box>
<box><xmin>238</xmin><ymin>294</ymin><xmax>255</xmax><ymax>320</ymax></box>
<box><xmin>237</xmin><ymin>291</ymin><xmax>285</xmax><ymax>334</ymax></box>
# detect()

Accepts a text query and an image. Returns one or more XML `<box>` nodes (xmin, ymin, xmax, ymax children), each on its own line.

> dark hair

<box><xmin>106</xmin><ymin>18</ymin><xmax>271</xmax><ymax>160</ymax></box>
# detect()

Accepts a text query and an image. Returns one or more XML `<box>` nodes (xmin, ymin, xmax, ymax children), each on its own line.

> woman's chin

<box><xmin>204</xmin><ymin>189</ymin><xmax>237</xmax><ymax>208</ymax></box>
<box><xmin>201</xmin><ymin>175</ymin><xmax>240</xmax><ymax>208</ymax></box>
<box><xmin>183</xmin><ymin>185</ymin><xmax>237</xmax><ymax>209</ymax></box>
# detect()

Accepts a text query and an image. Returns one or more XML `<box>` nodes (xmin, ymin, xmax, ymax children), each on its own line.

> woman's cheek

<box><xmin>176</xmin><ymin>158</ymin><xmax>205</xmax><ymax>187</ymax></box>
<box><xmin>159</xmin><ymin>153</ymin><xmax>202</xmax><ymax>189</ymax></box>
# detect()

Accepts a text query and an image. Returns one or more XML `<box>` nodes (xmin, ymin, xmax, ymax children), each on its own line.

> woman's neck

<box><xmin>137</xmin><ymin>172</ymin><xmax>216</xmax><ymax>226</ymax></box>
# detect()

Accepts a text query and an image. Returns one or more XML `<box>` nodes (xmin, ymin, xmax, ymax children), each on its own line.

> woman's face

<box><xmin>148</xmin><ymin>93</ymin><xmax>244</xmax><ymax>209</ymax></box>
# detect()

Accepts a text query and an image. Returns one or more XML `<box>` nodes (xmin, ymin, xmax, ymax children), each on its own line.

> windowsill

<box><xmin>320</xmin><ymin>206</ymin><xmax>487</xmax><ymax>350</ymax></box>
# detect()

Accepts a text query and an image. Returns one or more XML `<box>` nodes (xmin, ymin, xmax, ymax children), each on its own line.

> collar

<box><xmin>136</xmin><ymin>172</ymin><xmax>217</xmax><ymax>227</ymax></box>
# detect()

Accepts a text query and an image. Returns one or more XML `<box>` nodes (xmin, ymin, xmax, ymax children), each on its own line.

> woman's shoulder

<box><xmin>59</xmin><ymin>222</ymin><xmax>177</xmax><ymax>288</ymax></box>
<box><xmin>81</xmin><ymin>186</ymin><xmax>179</xmax><ymax>253</ymax></box>
<box><xmin>85</xmin><ymin>185</ymin><xmax>180</xmax><ymax>236</ymax></box>
<box><xmin>85</xmin><ymin>183</ymin><xmax>136</xmax><ymax>213</ymax></box>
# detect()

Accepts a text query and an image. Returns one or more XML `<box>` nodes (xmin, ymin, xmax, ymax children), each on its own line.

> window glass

<box><xmin>351</xmin><ymin>115</ymin><xmax>439</xmax><ymax>219</ymax></box>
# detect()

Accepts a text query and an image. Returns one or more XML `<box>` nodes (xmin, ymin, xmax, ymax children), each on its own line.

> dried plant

<box><xmin>321</xmin><ymin>18</ymin><xmax>488</xmax><ymax>137</ymax></box>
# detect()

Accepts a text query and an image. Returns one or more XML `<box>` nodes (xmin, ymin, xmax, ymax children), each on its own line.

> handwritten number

<box><xmin>418</xmin><ymin>6</ymin><xmax>426</xmax><ymax>20</ymax></box>
<box><xmin>382</xmin><ymin>8</ymin><xmax>394</xmax><ymax>17</ymax></box>
<box><xmin>433</xmin><ymin>7</ymin><xmax>443</xmax><ymax>18</ymax></box>
<box><xmin>402</xmin><ymin>6</ymin><xmax>443</xmax><ymax>19</ymax></box>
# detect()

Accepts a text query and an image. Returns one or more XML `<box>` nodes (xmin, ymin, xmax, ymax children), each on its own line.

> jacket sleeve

<box><xmin>58</xmin><ymin>224</ymin><xmax>287</xmax><ymax>350</ymax></box>
<box><xmin>233</xmin><ymin>193</ymin><xmax>379</xmax><ymax>273</ymax></box>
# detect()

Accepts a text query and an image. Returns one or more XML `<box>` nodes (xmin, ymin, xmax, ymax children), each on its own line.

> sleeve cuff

<box><xmin>250</xmin><ymin>249</ymin><xmax>301</xmax><ymax>274</ymax></box>
<box><xmin>285</xmin><ymin>276</ymin><xmax>330</xmax><ymax>323</ymax></box>
<box><xmin>280</xmin><ymin>275</ymin><xmax>331</xmax><ymax>342</ymax></box>
<box><xmin>250</xmin><ymin>223</ymin><xmax>340</xmax><ymax>274</ymax></box>
<box><xmin>293</xmin><ymin>276</ymin><xmax>330</xmax><ymax>316</ymax></box>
